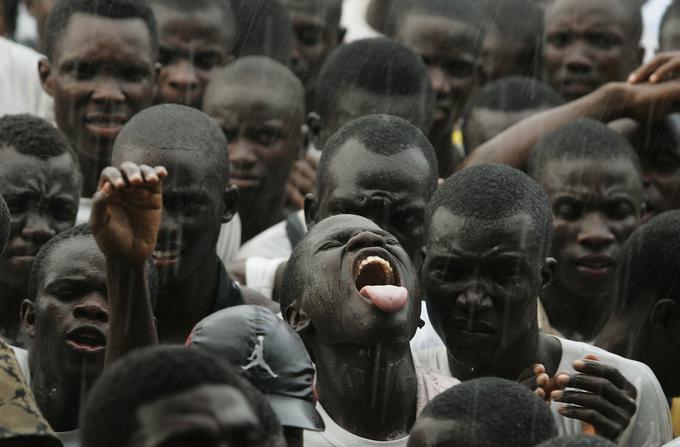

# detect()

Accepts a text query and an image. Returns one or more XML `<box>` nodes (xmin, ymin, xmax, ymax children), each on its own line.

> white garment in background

<box><xmin>237</xmin><ymin>210</ymin><xmax>303</xmax><ymax>260</ymax></box>
<box><xmin>58</xmin><ymin>430</ymin><xmax>80</xmax><ymax>447</ymax></box>
<box><xmin>0</xmin><ymin>37</ymin><xmax>53</xmax><ymax>121</ymax></box>
<box><xmin>341</xmin><ymin>0</ymin><xmax>382</xmax><ymax>42</ymax></box>
<box><xmin>304</xmin><ymin>367</ymin><xmax>459</xmax><ymax>447</ymax></box>
<box><xmin>414</xmin><ymin>338</ymin><xmax>672</xmax><ymax>447</ymax></box>
<box><xmin>664</xmin><ymin>438</ymin><xmax>680</xmax><ymax>446</ymax></box>
<box><xmin>642</xmin><ymin>0</ymin><xmax>673</xmax><ymax>60</ymax></box>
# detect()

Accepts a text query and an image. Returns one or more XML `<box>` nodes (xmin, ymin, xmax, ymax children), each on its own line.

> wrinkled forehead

<box><xmin>307</xmin><ymin>215</ymin><xmax>385</xmax><ymax>241</ymax></box>
<box><xmin>281</xmin><ymin>0</ymin><xmax>337</xmax><ymax>20</ymax></box>
<box><xmin>546</xmin><ymin>0</ymin><xmax>630</xmax><ymax>29</ymax></box>
<box><xmin>40</xmin><ymin>236</ymin><xmax>105</xmax><ymax>288</ymax></box>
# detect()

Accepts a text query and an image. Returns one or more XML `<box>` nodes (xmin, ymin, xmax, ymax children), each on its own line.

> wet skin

<box><xmin>39</xmin><ymin>13</ymin><xmax>156</xmax><ymax>196</ymax></box>
<box><xmin>306</xmin><ymin>141</ymin><xmax>433</xmax><ymax>263</ymax></box>
<box><xmin>152</xmin><ymin>3</ymin><xmax>233</xmax><ymax>109</ymax></box>
<box><xmin>21</xmin><ymin>235</ymin><xmax>109</xmax><ymax>431</ymax></box>
<box><xmin>204</xmin><ymin>81</ymin><xmax>303</xmax><ymax>242</ymax></box>
<box><xmin>660</xmin><ymin>16</ymin><xmax>680</xmax><ymax>52</ymax></box>
<box><xmin>0</xmin><ymin>148</ymin><xmax>80</xmax><ymax>342</ymax></box>
<box><xmin>132</xmin><ymin>385</ymin><xmax>270</xmax><ymax>447</ymax></box>
<box><xmin>464</xmin><ymin>108</ymin><xmax>551</xmax><ymax>154</ymax></box>
<box><xmin>543</xmin><ymin>0</ymin><xmax>642</xmax><ymax>102</ymax></box>
<box><xmin>422</xmin><ymin>209</ymin><xmax>552</xmax><ymax>375</ymax></box>
<box><xmin>482</xmin><ymin>24</ymin><xmax>536</xmax><ymax>81</ymax></box>
<box><xmin>540</xmin><ymin>158</ymin><xmax>642</xmax><ymax>302</ymax></box>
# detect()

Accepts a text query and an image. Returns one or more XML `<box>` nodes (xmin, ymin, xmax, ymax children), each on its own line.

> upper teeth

<box><xmin>153</xmin><ymin>250</ymin><xmax>179</xmax><ymax>259</ymax></box>
<box><xmin>357</xmin><ymin>256</ymin><xmax>395</xmax><ymax>284</ymax></box>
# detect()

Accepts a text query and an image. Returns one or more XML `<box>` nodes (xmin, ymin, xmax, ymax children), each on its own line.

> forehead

<box><xmin>41</xmin><ymin>236</ymin><xmax>105</xmax><ymax>287</ymax></box>
<box><xmin>54</xmin><ymin>13</ymin><xmax>153</xmax><ymax>63</ymax></box>
<box><xmin>0</xmin><ymin>147</ymin><xmax>79</xmax><ymax>189</ymax></box>
<box><xmin>540</xmin><ymin>158</ymin><xmax>642</xmax><ymax>194</ymax></box>
<box><xmin>428</xmin><ymin>207</ymin><xmax>541</xmax><ymax>256</ymax></box>
<box><xmin>281</xmin><ymin>0</ymin><xmax>334</xmax><ymax>22</ymax></box>
<box><xmin>546</xmin><ymin>0</ymin><xmax>629</xmax><ymax>30</ymax></box>
<box><xmin>399</xmin><ymin>14</ymin><xmax>480</xmax><ymax>55</ymax></box>
<box><xmin>326</xmin><ymin>139</ymin><xmax>432</xmax><ymax>196</ymax></box>
<box><xmin>153</xmin><ymin>3</ymin><xmax>230</xmax><ymax>46</ymax></box>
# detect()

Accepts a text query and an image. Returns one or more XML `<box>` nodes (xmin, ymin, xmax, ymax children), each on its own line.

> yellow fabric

<box><xmin>672</xmin><ymin>397</ymin><xmax>680</xmax><ymax>437</ymax></box>
<box><xmin>452</xmin><ymin>128</ymin><xmax>463</xmax><ymax>146</ymax></box>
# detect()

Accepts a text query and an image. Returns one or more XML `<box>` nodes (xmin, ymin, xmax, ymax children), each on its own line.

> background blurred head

<box><xmin>230</xmin><ymin>0</ymin><xmax>294</xmax><ymax>65</ymax></box>
<box><xmin>0</xmin><ymin>0</ymin><xmax>18</xmax><ymax>38</ymax></box>
<box><xmin>536</xmin><ymin>435</ymin><xmax>617</xmax><ymax>446</ymax></box>
<box><xmin>408</xmin><ymin>377</ymin><xmax>557</xmax><ymax>447</ymax></box>
<box><xmin>659</xmin><ymin>0</ymin><xmax>680</xmax><ymax>52</ymax></box>
<box><xmin>0</xmin><ymin>194</ymin><xmax>9</xmax><ymax>255</ymax></box>
<box><xmin>462</xmin><ymin>76</ymin><xmax>564</xmax><ymax>154</ymax></box>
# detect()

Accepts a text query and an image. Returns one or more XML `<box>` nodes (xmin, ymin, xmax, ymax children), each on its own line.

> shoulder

<box><xmin>237</xmin><ymin>218</ymin><xmax>295</xmax><ymax>260</ymax></box>
<box><xmin>413</xmin><ymin>346</ymin><xmax>449</xmax><ymax>374</ymax></box>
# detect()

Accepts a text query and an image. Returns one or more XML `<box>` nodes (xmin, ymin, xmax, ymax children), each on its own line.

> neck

<box><xmin>448</xmin><ymin>326</ymin><xmax>562</xmax><ymax>381</ymax></box>
<box><xmin>239</xmin><ymin>194</ymin><xmax>285</xmax><ymax>243</ymax></box>
<box><xmin>541</xmin><ymin>283</ymin><xmax>609</xmax><ymax>341</ymax></box>
<box><xmin>78</xmin><ymin>153</ymin><xmax>108</xmax><ymax>198</ymax></box>
<box><xmin>0</xmin><ymin>285</ymin><xmax>22</xmax><ymax>343</ymax></box>
<box><xmin>312</xmin><ymin>341</ymin><xmax>417</xmax><ymax>441</ymax></box>
<box><xmin>156</xmin><ymin>256</ymin><xmax>219</xmax><ymax>343</ymax></box>
<box><xmin>31</xmin><ymin>366</ymin><xmax>92</xmax><ymax>432</ymax></box>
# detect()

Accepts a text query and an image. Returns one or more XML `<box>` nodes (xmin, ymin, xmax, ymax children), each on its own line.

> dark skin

<box><xmin>203</xmin><ymin>79</ymin><xmax>304</xmax><ymax>243</ymax></box>
<box><xmin>286</xmin><ymin>215</ymin><xmax>421</xmax><ymax>441</ymax></box>
<box><xmin>0</xmin><ymin>148</ymin><xmax>80</xmax><ymax>344</ymax></box>
<box><xmin>110</xmin><ymin>149</ymin><xmax>238</xmax><ymax>343</ymax></box>
<box><xmin>423</xmin><ymin>208</ymin><xmax>637</xmax><ymax>441</ymax></box>
<box><xmin>397</xmin><ymin>13</ymin><xmax>481</xmax><ymax>177</ymax></box>
<box><xmin>464</xmin><ymin>107</ymin><xmax>550</xmax><ymax>154</ymax></box>
<box><xmin>539</xmin><ymin>158</ymin><xmax>643</xmax><ymax>341</ymax></box>
<box><xmin>482</xmin><ymin>23</ymin><xmax>537</xmax><ymax>81</ymax></box>
<box><xmin>20</xmin><ymin>235</ymin><xmax>109</xmax><ymax>432</ymax></box>
<box><xmin>543</xmin><ymin>0</ymin><xmax>643</xmax><ymax>102</ymax></box>
<box><xmin>660</xmin><ymin>16</ymin><xmax>680</xmax><ymax>52</ymax></box>
<box><xmin>38</xmin><ymin>13</ymin><xmax>157</xmax><ymax>197</ymax></box>
<box><xmin>152</xmin><ymin>3</ymin><xmax>234</xmax><ymax>109</ymax></box>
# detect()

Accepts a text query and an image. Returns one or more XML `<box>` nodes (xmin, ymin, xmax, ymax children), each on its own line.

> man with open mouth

<box><xmin>281</xmin><ymin>214</ymin><xmax>458</xmax><ymax>446</ymax></box>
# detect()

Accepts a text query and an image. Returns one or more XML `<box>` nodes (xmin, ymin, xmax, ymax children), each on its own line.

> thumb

<box><xmin>90</xmin><ymin>185</ymin><xmax>113</xmax><ymax>234</ymax></box>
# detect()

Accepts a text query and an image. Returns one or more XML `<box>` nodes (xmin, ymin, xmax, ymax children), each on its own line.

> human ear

<box><xmin>337</xmin><ymin>27</ymin><xmax>347</xmax><ymax>44</ymax></box>
<box><xmin>20</xmin><ymin>300</ymin><xmax>37</xmax><ymax>339</ymax></box>
<box><xmin>303</xmin><ymin>193</ymin><xmax>318</xmax><ymax>228</ymax></box>
<box><xmin>221</xmin><ymin>185</ymin><xmax>239</xmax><ymax>223</ymax></box>
<box><xmin>38</xmin><ymin>58</ymin><xmax>54</xmax><ymax>97</ymax></box>
<box><xmin>305</xmin><ymin>112</ymin><xmax>323</xmax><ymax>150</ymax></box>
<box><xmin>650</xmin><ymin>299</ymin><xmax>680</xmax><ymax>334</ymax></box>
<box><xmin>284</xmin><ymin>300</ymin><xmax>312</xmax><ymax>334</ymax></box>
<box><xmin>541</xmin><ymin>257</ymin><xmax>556</xmax><ymax>288</ymax></box>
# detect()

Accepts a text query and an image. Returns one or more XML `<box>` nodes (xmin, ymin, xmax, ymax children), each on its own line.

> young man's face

<box><xmin>281</xmin><ymin>0</ymin><xmax>342</xmax><ymax>91</ymax></box>
<box><xmin>660</xmin><ymin>16</ymin><xmax>680</xmax><ymax>52</ymax></box>
<box><xmin>310</xmin><ymin>142</ymin><xmax>433</xmax><ymax>261</ymax></box>
<box><xmin>22</xmin><ymin>235</ymin><xmax>108</xmax><ymax>381</ymax></box>
<box><xmin>422</xmin><ymin>209</ymin><xmax>546</xmax><ymax>369</ymax></box>
<box><xmin>397</xmin><ymin>13</ymin><xmax>481</xmax><ymax>133</ymax></box>
<box><xmin>204</xmin><ymin>82</ymin><xmax>302</xmax><ymax>219</ymax></box>
<box><xmin>132</xmin><ymin>384</ymin><xmax>271</xmax><ymax>447</ymax></box>
<box><xmin>112</xmin><ymin>148</ymin><xmax>232</xmax><ymax>284</ymax></box>
<box><xmin>539</xmin><ymin>158</ymin><xmax>642</xmax><ymax>298</ymax></box>
<box><xmin>543</xmin><ymin>0</ymin><xmax>641</xmax><ymax>102</ymax></box>
<box><xmin>152</xmin><ymin>3</ymin><xmax>233</xmax><ymax>109</ymax></box>
<box><xmin>0</xmin><ymin>148</ymin><xmax>80</xmax><ymax>291</ymax></box>
<box><xmin>41</xmin><ymin>14</ymin><xmax>156</xmax><ymax>166</ymax></box>
<box><xmin>294</xmin><ymin>215</ymin><xmax>421</xmax><ymax>347</ymax></box>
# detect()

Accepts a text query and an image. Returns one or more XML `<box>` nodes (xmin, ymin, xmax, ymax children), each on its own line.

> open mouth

<box><xmin>353</xmin><ymin>254</ymin><xmax>408</xmax><ymax>313</ymax></box>
<box><xmin>65</xmin><ymin>326</ymin><xmax>106</xmax><ymax>355</ymax></box>
<box><xmin>153</xmin><ymin>248</ymin><xmax>180</xmax><ymax>261</ymax></box>
<box><xmin>575</xmin><ymin>255</ymin><xmax>615</xmax><ymax>277</ymax></box>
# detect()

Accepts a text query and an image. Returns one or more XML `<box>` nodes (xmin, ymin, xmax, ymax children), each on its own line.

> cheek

<box><xmin>550</xmin><ymin>220</ymin><xmax>573</xmax><ymax>253</ymax></box>
<box><xmin>123</xmin><ymin>81</ymin><xmax>155</xmax><ymax>108</ymax></box>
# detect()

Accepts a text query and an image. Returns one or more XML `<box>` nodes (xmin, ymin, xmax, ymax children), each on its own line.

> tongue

<box><xmin>359</xmin><ymin>285</ymin><xmax>408</xmax><ymax>313</ymax></box>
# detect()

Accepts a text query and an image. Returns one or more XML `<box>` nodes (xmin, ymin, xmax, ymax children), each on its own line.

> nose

<box><xmin>158</xmin><ymin>211</ymin><xmax>182</xmax><ymax>243</ymax></box>
<box><xmin>91</xmin><ymin>77</ymin><xmax>125</xmax><ymax>104</ymax></box>
<box><xmin>577</xmin><ymin>213</ymin><xmax>616</xmax><ymax>250</ymax></box>
<box><xmin>21</xmin><ymin>213</ymin><xmax>56</xmax><ymax>244</ymax></box>
<box><xmin>346</xmin><ymin>231</ymin><xmax>387</xmax><ymax>252</ymax></box>
<box><xmin>457</xmin><ymin>286</ymin><xmax>493</xmax><ymax>315</ymax></box>
<box><xmin>229</xmin><ymin>138</ymin><xmax>258</xmax><ymax>170</ymax></box>
<box><xmin>564</xmin><ymin>43</ymin><xmax>595</xmax><ymax>74</ymax></box>
<box><xmin>165</xmin><ymin>61</ymin><xmax>200</xmax><ymax>93</ymax></box>
<box><xmin>73</xmin><ymin>296</ymin><xmax>109</xmax><ymax>323</ymax></box>
<box><xmin>429</xmin><ymin>66</ymin><xmax>451</xmax><ymax>96</ymax></box>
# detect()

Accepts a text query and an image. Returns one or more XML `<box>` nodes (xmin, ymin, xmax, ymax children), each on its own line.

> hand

<box><xmin>628</xmin><ymin>51</ymin><xmax>680</xmax><ymax>84</ymax></box>
<box><xmin>550</xmin><ymin>356</ymin><xmax>637</xmax><ymax>441</ymax></box>
<box><xmin>517</xmin><ymin>364</ymin><xmax>553</xmax><ymax>402</ymax></box>
<box><xmin>90</xmin><ymin>162</ymin><xmax>167</xmax><ymax>265</ymax></box>
<box><xmin>611</xmin><ymin>80</ymin><xmax>680</xmax><ymax>123</ymax></box>
<box><xmin>285</xmin><ymin>155</ymin><xmax>318</xmax><ymax>210</ymax></box>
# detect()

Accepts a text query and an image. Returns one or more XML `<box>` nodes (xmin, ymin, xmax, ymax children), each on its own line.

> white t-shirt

<box><xmin>0</xmin><ymin>37</ymin><xmax>53</xmax><ymax>121</ymax></box>
<box><xmin>664</xmin><ymin>438</ymin><xmax>680</xmax><ymax>446</ymax></box>
<box><xmin>414</xmin><ymin>338</ymin><xmax>672</xmax><ymax>447</ymax></box>
<box><xmin>78</xmin><ymin>199</ymin><xmax>242</xmax><ymax>263</ymax></box>
<box><xmin>304</xmin><ymin>367</ymin><xmax>459</xmax><ymax>447</ymax></box>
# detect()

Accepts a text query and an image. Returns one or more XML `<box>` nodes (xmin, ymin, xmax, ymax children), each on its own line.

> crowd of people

<box><xmin>1</xmin><ymin>0</ymin><xmax>680</xmax><ymax>445</ymax></box>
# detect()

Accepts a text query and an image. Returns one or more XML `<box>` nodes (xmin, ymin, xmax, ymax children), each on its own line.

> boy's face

<box><xmin>422</xmin><ymin>209</ymin><xmax>546</xmax><ymax>369</ymax></box>
<box><xmin>41</xmin><ymin>14</ymin><xmax>156</xmax><ymax>164</ymax></box>
<box><xmin>0</xmin><ymin>148</ymin><xmax>80</xmax><ymax>290</ymax></box>
<box><xmin>397</xmin><ymin>13</ymin><xmax>481</xmax><ymax>132</ymax></box>
<box><xmin>539</xmin><ymin>158</ymin><xmax>642</xmax><ymax>298</ymax></box>
<box><xmin>153</xmin><ymin>4</ymin><xmax>233</xmax><ymax>109</ymax></box>
<box><xmin>23</xmin><ymin>235</ymin><xmax>108</xmax><ymax>382</ymax></box>
<box><xmin>660</xmin><ymin>16</ymin><xmax>680</xmax><ymax>52</ymax></box>
<box><xmin>113</xmin><ymin>148</ymin><xmax>229</xmax><ymax>284</ymax></box>
<box><xmin>204</xmin><ymin>82</ymin><xmax>302</xmax><ymax>216</ymax></box>
<box><xmin>543</xmin><ymin>0</ymin><xmax>641</xmax><ymax>101</ymax></box>
<box><xmin>281</xmin><ymin>0</ymin><xmax>342</xmax><ymax>90</ymax></box>
<box><xmin>311</xmin><ymin>142</ymin><xmax>432</xmax><ymax>261</ymax></box>
<box><xmin>294</xmin><ymin>215</ymin><xmax>421</xmax><ymax>347</ymax></box>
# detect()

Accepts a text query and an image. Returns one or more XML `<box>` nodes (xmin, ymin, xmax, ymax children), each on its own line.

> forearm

<box><xmin>104</xmin><ymin>259</ymin><xmax>157</xmax><ymax>367</ymax></box>
<box><xmin>462</xmin><ymin>83</ymin><xmax>627</xmax><ymax>171</ymax></box>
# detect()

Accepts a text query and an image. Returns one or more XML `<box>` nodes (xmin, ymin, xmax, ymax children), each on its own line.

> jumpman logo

<box><xmin>242</xmin><ymin>335</ymin><xmax>279</xmax><ymax>378</ymax></box>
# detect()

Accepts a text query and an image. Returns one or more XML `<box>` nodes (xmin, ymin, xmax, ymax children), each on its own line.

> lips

<box><xmin>574</xmin><ymin>254</ymin><xmax>615</xmax><ymax>278</ymax></box>
<box><xmin>84</xmin><ymin>113</ymin><xmax>128</xmax><ymax>138</ymax></box>
<box><xmin>153</xmin><ymin>245</ymin><xmax>181</xmax><ymax>267</ymax></box>
<box><xmin>353</xmin><ymin>252</ymin><xmax>408</xmax><ymax>313</ymax></box>
<box><xmin>560</xmin><ymin>78</ymin><xmax>598</xmax><ymax>99</ymax></box>
<box><xmin>450</xmin><ymin>317</ymin><xmax>496</xmax><ymax>335</ymax></box>
<box><xmin>65</xmin><ymin>325</ymin><xmax>106</xmax><ymax>355</ymax></box>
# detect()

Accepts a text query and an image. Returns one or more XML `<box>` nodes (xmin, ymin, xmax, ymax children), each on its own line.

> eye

<box><xmin>194</xmin><ymin>54</ymin><xmax>221</xmax><ymax>71</ymax></box>
<box><xmin>318</xmin><ymin>240</ymin><xmax>343</xmax><ymax>251</ymax></box>
<box><xmin>4</xmin><ymin>194</ymin><xmax>30</xmax><ymax>215</ymax></box>
<box><xmin>394</xmin><ymin>210</ymin><xmax>422</xmax><ymax>227</ymax></box>
<box><xmin>608</xmin><ymin>201</ymin><xmax>635</xmax><ymax>220</ymax></box>
<box><xmin>430</xmin><ymin>259</ymin><xmax>469</xmax><ymax>283</ymax></box>
<box><xmin>587</xmin><ymin>33</ymin><xmax>619</xmax><ymax>50</ymax></box>
<box><xmin>254</xmin><ymin>128</ymin><xmax>284</xmax><ymax>147</ymax></box>
<box><xmin>223</xmin><ymin>127</ymin><xmax>239</xmax><ymax>142</ymax></box>
<box><xmin>385</xmin><ymin>237</ymin><xmax>400</xmax><ymax>246</ymax></box>
<box><xmin>554</xmin><ymin>202</ymin><xmax>582</xmax><ymax>221</ymax></box>
<box><xmin>119</xmin><ymin>65</ymin><xmax>151</xmax><ymax>83</ymax></box>
<box><xmin>49</xmin><ymin>200</ymin><xmax>77</xmax><ymax>222</ymax></box>
<box><xmin>546</xmin><ymin>32</ymin><xmax>572</xmax><ymax>48</ymax></box>
<box><xmin>443</xmin><ymin>59</ymin><xmax>475</xmax><ymax>78</ymax></box>
<box><xmin>295</xmin><ymin>24</ymin><xmax>323</xmax><ymax>46</ymax></box>
<box><xmin>70</xmin><ymin>62</ymin><xmax>96</xmax><ymax>80</ymax></box>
